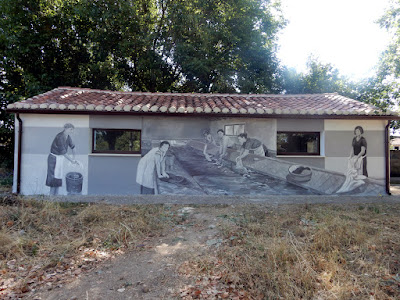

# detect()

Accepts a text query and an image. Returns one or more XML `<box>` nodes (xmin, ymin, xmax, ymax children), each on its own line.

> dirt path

<box><xmin>32</xmin><ymin>207</ymin><xmax>222</xmax><ymax>300</ymax></box>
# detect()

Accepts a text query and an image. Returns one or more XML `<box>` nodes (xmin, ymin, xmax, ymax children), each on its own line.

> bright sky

<box><xmin>277</xmin><ymin>0</ymin><xmax>393</xmax><ymax>80</ymax></box>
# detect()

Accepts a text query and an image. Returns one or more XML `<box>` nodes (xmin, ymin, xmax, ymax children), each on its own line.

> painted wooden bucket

<box><xmin>66</xmin><ymin>172</ymin><xmax>83</xmax><ymax>194</ymax></box>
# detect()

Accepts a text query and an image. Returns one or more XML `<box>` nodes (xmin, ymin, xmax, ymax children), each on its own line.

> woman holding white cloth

<box><xmin>46</xmin><ymin>123</ymin><xmax>79</xmax><ymax>195</ymax></box>
<box><xmin>351</xmin><ymin>126</ymin><xmax>368</xmax><ymax>177</ymax></box>
<box><xmin>337</xmin><ymin>126</ymin><xmax>368</xmax><ymax>193</ymax></box>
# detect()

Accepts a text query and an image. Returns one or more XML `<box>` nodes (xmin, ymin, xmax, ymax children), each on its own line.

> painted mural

<box><xmin>15</xmin><ymin>114</ymin><xmax>386</xmax><ymax>196</ymax></box>
<box><xmin>139</xmin><ymin>122</ymin><xmax>384</xmax><ymax>196</ymax></box>
<box><xmin>45</xmin><ymin>123</ymin><xmax>83</xmax><ymax>195</ymax></box>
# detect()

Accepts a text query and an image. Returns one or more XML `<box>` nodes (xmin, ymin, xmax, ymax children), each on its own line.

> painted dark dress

<box><xmin>46</xmin><ymin>132</ymin><xmax>75</xmax><ymax>187</ymax></box>
<box><xmin>242</xmin><ymin>138</ymin><xmax>265</xmax><ymax>156</ymax></box>
<box><xmin>352</xmin><ymin>136</ymin><xmax>368</xmax><ymax>177</ymax></box>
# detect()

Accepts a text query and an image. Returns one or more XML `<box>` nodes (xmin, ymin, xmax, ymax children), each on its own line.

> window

<box><xmin>277</xmin><ymin>132</ymin><xmax>320</xmax><ymax>155</ymax></box>
<box><xmin>92</xmin><ymin>129</ymin><xmax>141</xmax><ymax>154</ymax></box>
<box><xmin>224</xmin><ymin>124</ymin><xmax>245</xmax><ymax>136</ymax></box>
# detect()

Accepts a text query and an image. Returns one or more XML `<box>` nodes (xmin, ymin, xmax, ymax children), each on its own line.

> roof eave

<box><xmin>6</xmin><ymin>108</ymin><xmax>400</xmax><ymax>120</ymax></box>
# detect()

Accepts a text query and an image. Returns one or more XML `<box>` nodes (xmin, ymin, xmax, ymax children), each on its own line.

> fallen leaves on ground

<box><xmin>177</xmin><ymin>259</ymin><xmax>253</xmax><ymax>299</ymax></box>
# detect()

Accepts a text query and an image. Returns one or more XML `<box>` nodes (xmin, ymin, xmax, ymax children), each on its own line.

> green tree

<box><xmin>378</xmin><ymin>0</ymin><xmax>400</xmax><ymax>80</ymax></box>
<box><xmin>351</xmin><ymin>0</ymin><xmax>400</xmax><ymax>131</ymax></box>
<box><xmin>282</xmin><ymin>56</ymin><xmax>356</xmax><ymax>97</ymax></box>
<box><xmin>167</xmin><ymin>0</ymin><xmax>285</xmax><ymax>93</ymax></box>
<box><xmin>0</xmin><ymin>0</ymin><xmax>285</xmax><ymax>95</ymax></box>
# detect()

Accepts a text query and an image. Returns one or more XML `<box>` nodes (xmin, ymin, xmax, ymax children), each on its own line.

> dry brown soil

<box><xmin>32</xmin><ymin>206</ymin><xmax>221</xmax><ymax>300</ymax></box>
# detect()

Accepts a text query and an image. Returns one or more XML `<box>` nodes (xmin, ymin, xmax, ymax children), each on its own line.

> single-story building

<box><xmin>6</xmin><ymin>87</ymin><xmax>399</xmax><ymax>196</ymax></box>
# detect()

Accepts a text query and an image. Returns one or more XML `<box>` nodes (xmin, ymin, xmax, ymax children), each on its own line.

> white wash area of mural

<box><xmin>14</xmin><ymin>114</ymin><xmax>89</xmax><ymax>196</ymax></box>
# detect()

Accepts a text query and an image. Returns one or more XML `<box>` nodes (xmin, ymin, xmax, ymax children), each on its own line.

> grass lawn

<box><xmin>1</xmin><ymin>195</ymin><xmax>400</xmax><ymax>299</ymax></box>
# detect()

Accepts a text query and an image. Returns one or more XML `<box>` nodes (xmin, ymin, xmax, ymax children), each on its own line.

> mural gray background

<box><xmin>142</xmin><ymin>116</ymin><xmax>210</xmax><ymax>140</ymax></box>
<box><xmin>89</xmin><ymin>115</ymin><xmax>142</xmax><ymax>129</ymax></box>
<box><xmin>277</xmin><ymin>119</ymin><xmax>324</xmax><ymax>132</ymax></box>
<box><xmin>325</xmin><ymin>131</ymin><xmax>383</xmax><ymax>157</ymax></box>
<box><xmin>88</xmin><ymin>156</ymin><xmax>140</xmax><ymax>195</ymax></box>
<box><xmin>21</xmin><ymin>127</ymin><xmax>89</xmax><ymax>155</ymax></box>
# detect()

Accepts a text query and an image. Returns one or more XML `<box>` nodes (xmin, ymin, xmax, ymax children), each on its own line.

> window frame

<box><xmin>92</xmin><ymin>128</ymin><xmax>141</xmax><ymax>154</ymax></box>
<box><xmin>224</xmin><ymin>124</ymin><xmax>245</xmax><ymax>136</ymax></box>
<box><xmin>277</xmin><ymin>131</ymin><xmax>321</xmax><ymax>156</ymax></box>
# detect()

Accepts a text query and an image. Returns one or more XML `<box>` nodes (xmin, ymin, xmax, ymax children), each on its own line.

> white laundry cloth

<box><xmin>51</xmin><ymin>153</ymin><xmax>64</xmax><ymax>179</ymax></box>
<box><xmin>337</xmin><ymin>156</ymin><xmax>366</xmax><ymax>193</ymax></box>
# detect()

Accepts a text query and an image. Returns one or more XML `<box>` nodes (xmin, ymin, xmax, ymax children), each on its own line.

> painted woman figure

<box><xmin>234</xmin><ymin>133</ymin><xmax>266</xmax><ymax>177</ymax></box>
<box><xmin>337</xmin><ymin>126</ymin><xmax>367</xmax><ymax>193</ymax></box>
<box><xmin>46</xmin><ymin>123</ymin><xmax>78</xmax><ymax>195</ymax></box>
<box><xmin>236</xmin><ymin>133</ymin><xmax>266</xmax><ymax>162</ymax></box>
<box><xmin>351</xmin><ymin>126</ymin><xmax>368</xmax><ymax>176</ymax></box>
<box><xmin>136</xmin><ymin>141</ymin><xmax>170</xmax><ymax>194</ymax></box>
<box><xmin>203</xmin><ymin>130</ymin><xmax>216</xmax><ymax>162</ymax></box>
<box><xmin>216</xmin><ymin>129</ymin><xmax>235</xmax><ymax>164</ymax></box>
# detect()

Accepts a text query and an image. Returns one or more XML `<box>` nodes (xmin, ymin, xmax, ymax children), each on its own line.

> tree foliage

<box><xmin>279</xmin><ymin>0</ymin><xmax>400</xmax><ymax>120</ymax></box>
<box><xmin>282</xmin><ymin>56</ymin><xmax>356</xmax><ymax>98</ymax></box>
<box><xmin>378</xmin><ymin>0</ymin><xmax>400</xmax><ymax>80</ymax></box>
<box><xmin>356</xmin><ymin>0</ymin><xmax>400</xmax><ymax>131</ymax></box>
<box><xmin>281</xmin><ymin>54</ymin><xmax>400</xmax><ymax>132</ymax></box>
<box><xmin>167</xmin><ymin>0</ymin><xmax>285</xmax><ymax>93</ymax></box>
<box><xmin>0</xmin><ymin>0</ymin><xmax>285</xmax><ymax>94</ymax></box>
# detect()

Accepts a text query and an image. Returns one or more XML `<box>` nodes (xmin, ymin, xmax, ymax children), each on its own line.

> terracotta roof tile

<box><xmin>6</xmin><ymin>86</ymin><xmax>398</xmax><ymax>117</ymax></box>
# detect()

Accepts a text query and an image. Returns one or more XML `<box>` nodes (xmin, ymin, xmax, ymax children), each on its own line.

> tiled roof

<box><xmin>6</xmin><ymin>86</ymin><xmax>398</xmax><ymax>117</ymax></box>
